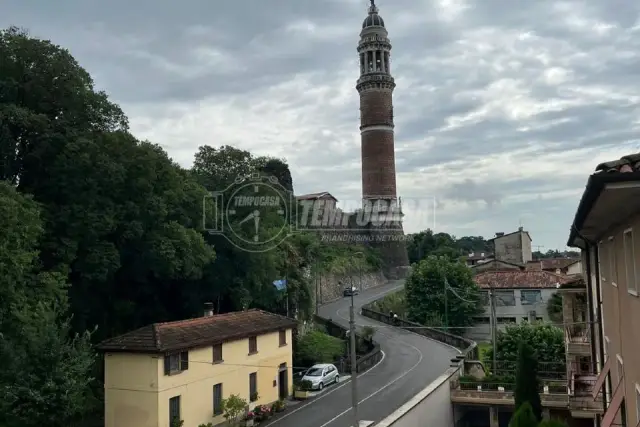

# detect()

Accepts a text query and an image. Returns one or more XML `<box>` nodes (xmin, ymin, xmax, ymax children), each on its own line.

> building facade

<box><xmin>468</xmin><ymin>270</ymin><xmax>568</xmax><ymax>341</ymax></box>
<box><xmin>568</xmin><ymin>152</ymin><xmax>640</xmax><ymax>427</ymax></box>
<box><xmin>356</xmin><ymin>0</ymin><xmax>409</xmax><ymax>278</ymax></box>
<box><xmin>99</xmin><ymin>308</ymin><xmax>296</xmax><ymax>427</ymax></box>
<box><xmin>491</xmin><ymin>228</ymin><xmax>533</xmax><ymax>265</ymax></box>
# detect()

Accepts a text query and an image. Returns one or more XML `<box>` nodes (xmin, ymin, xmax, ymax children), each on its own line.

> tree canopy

<box><xmin>404</xmin><ymin>255</ymin><xmax>483</xmax><ymax>330</ymax></box>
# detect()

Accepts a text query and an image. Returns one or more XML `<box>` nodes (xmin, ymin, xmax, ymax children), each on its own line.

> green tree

<box><xmin>405</xmin><ymin>255</ymin><xmax>483</xmax><ymax>330</ymax></box>
<box><xmin>484</xmin><ymin>323</ymin><xmax>565</xmax><ymax>376</ymax></box>
<box><xmin>0</xmin><ymin>182</ymin><xmax>97</xmax><ymax>427</ymax></box>
<box><xmin>546</xmin><ymin>292</ymin><xmax>563</xmax><ymax>323</ymax></box>
<box><xmin>514</xmin><ymin>342</ymin><xmax>542</xmax><ymax>422</ymax></box>
<box><xmin>294</xmin><ymin>330</ymin><xmax>345</xmax><ymax>368</ymax></box>
<box><xmin>509</xmin><ymin>402</ymin><xmax>538</xmax><ymax>427</ymax></box>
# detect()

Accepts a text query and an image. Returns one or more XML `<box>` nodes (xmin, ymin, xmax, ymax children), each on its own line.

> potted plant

<box><xmin>222</xmin><ymin>394</ymin><xmax>248</xmax><ymax>425</ymax></box>
<box><xmin>273</xmin><ymin>399</ymin><xmax>286</xmax><ymax>412</ymax></box>
<box><xmin>243</xmin><ymin>411</ymin><xmax>256</xmax><ymax>427</ymax></box>
<box><xmin>294</xmin><ymin>380</ymin><xmax>313</xmax><ymax>399</ymax></box>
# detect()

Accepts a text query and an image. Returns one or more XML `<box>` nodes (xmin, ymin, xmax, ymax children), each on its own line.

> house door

<box><xmin>278</xmin><ymin>363</ymin><xmax>288</xmax><ymax>399</ymax></box>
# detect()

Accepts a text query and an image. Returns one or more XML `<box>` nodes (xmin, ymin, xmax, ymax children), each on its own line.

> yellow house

<box><xmin>97</xmin><ymin>307</ymin><xmax>296</xmax><ymax>427</ymax></box>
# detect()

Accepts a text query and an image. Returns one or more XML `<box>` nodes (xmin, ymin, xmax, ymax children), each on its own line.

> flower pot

<box><xmin>276</xmin><ymin>406</ymin><xmax>285</xmax><ymax>413</ymax></box>
<box><xmin>294</xmin><ymin>390</ymin><xmax>311</xmax><ymax>399</ymax></box>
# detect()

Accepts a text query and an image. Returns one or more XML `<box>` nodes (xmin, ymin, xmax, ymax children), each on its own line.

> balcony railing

<box><xmin>450</xmin><ymin>377</ymin><xmax>568</xmax><ymax>408</ymax></box>
<box><xmin>567</xmin><ymin>372</ymin><xmax>605</xmax><ymax>414</ymax></box>
<box><xmin>566</xmin><ymin>323</ymin><xmax>590</xmax><ymax>342</ymax></box>
<box><xmin>487</xmin><ymin>361</ymin><xmax>567</xmax><ymax>380</ymax></box>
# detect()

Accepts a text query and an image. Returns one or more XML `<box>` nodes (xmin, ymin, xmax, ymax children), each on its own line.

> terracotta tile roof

<box><xmin>470</xmin><ymin>259</ymin><xmax>525</xmax><ymax>270</ymax></box>
<box><xmin>595</xmin><ymin>153</ymin><xmax>640</xmax><ymax>173</ymax></box>
<box><xmin>296</xmin><ymin>192</ymin><xmax>337</xmax><ymax>201</ymax></box>
<box><xmin>97</xmin><ymin>309</ymin><xmax>297</xmax><ymax>353</ymax></box>
<box><xmin>474</xmin><ymin>270</ymin><xmax>575</xmax><ymax>289</ymax></box>
<box><xmin>539</xmin><ymin>258</ymin><xmax>579</xmax><ymax>270</ymax></box>
<box><xmin>465</xmin><ymin>253</ymin><xmax>492</xmax><ymax>261</ymax></box>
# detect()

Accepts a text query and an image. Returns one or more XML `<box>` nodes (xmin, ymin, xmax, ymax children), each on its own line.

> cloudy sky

<box><xmin>5</xmin><ymin>0</ymin><xmax>640</xmax><ymax>250</ymax></box>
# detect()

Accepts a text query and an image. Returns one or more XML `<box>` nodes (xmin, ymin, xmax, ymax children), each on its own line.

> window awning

<box><xmin>601</xmin><ymin>381</ymin><xmax>625</xmax><ymax>427</ymax></box>
<box><xmin>591</xmin><ymin>357</ymin><xmax>611</xmax><ymax>399</ymax></box>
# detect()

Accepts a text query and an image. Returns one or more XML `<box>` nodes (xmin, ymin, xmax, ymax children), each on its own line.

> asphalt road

<box><xmin>267</xmin><ymin>280</ymin><xmax>458</xmax><ymax>427</ymax></box>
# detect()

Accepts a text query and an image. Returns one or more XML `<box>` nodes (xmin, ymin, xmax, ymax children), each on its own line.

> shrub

<box><xmin>294</xmin><ymin>330</ymin><xmax>344</xmax><ymax>367</ymax></box>
<box><xmin>300</xmin><ymin>380</ymin><xmax>313</xmax><ymax>391</ymax></box>
<box><xmin>509</xmin><ymin>402</ymin><xmax>537</xmax><ymax>427</ymax></box>
<box><xmin>222</xmin><ymin>394</ymin><xmax>247</xmax><ymax>422</ymax></box>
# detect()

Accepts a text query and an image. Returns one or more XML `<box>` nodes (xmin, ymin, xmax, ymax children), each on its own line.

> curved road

<box><xmin>268</xmin><ymin>281</ymin><xmax>458</xmax><ymax>427</ymax></box>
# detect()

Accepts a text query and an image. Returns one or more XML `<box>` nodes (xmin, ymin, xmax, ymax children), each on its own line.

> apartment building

<box><xmin>567</xmin><ymin>152</ymin><xmax>640</xmax><ymax>427</ymax></box>
<box><xmin>468</xmin><ymin>270</ymin><xmax>571</xmax><ymax>341</ymax></box>
<box><xmin>490</xmin><ymin>227</ymin><xmax>533</xmax><ymax>265</ymax></box>
<box><xmin>98</xmin><ymin>307</ymin><xmax>296</xmax><ymax>427</ymax></box>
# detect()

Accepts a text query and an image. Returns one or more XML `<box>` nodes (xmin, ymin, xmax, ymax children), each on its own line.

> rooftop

<box><xmin>474</xmin><ymin>270</ymin><xmax>577</xmax><ymax>289</ymax></box>
<box><xmin>527</xmin><ymin>258</ymin><xmax>580</xmax><ymax>270</ymax></box>
<box><xmin>97</xmin><ymin>309</ymin><xmax>297</xmax><ymax>353</ymax></box>
<box><xmin>296</xmin><ymin>192</ymin><xmax>337</xmax><ymax>201</ymax></box>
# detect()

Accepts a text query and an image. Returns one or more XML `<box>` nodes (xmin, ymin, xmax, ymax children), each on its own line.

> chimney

<box><xmin>204</xmin><ymin>302</ymin><xmax>214</xmax><ymax>317</ymax></box>
<box><xmin>496</xmin><ymin>232</ymin><xmax>504</xmax><ymax>237</ymax></box>
<box><xmin>518</xmin><ymin>226</ymin><xmax>523</xmax><ymax>232</ymax></box>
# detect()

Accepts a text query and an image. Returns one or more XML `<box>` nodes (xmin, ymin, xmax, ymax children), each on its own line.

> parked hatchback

<box><xmin>301</xmin><ymin>363</ymin><xmax>339</xmax><ymax>390</ymax></box>
<box><xmin>343</xmin><ymin>286</ymin><xmax>359</xmax><ymax>297</ymax></box>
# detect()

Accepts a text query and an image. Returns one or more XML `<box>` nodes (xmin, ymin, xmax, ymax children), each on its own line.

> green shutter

<box><xmin>180</xmin><ymin>351</ymin><xmax>188</xmax><ymax>370</ymax></box>
<box><xmin>164</xmin><ymin>355</ymin><xmax>171</xmax><ymax>375</ymax></box>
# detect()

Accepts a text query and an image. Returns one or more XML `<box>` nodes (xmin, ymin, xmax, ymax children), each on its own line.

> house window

<box><xmin>472</xmin><ymin>317</ymin><xmax>490</xmax><ymax>324</ymax></box>
<box><xmin>169</xmin><ymin>396</ymin><xmax>181</xmax><ymax>425</ymax></box>
<box><xmin>213</xmin><ymin>383</ymin><xmax>223</xmax><ymax>416</ymax></box>
<box><xmin>623</xmin><ymin>229</ymin><xmax>638</xmax><ymax>294</ymax></box>
<box><xmin>497</xmin><ymin>317</ymin><xmax>517</xmax><ymax>324</ymax></box>
<box><xmin>249</xmin><ymin>372</ymin><xmax>258</xmax><ymax>402</ymax></box>
<box><xmin>279</xmin><ymin>330</ymin><xmax>287</xmax><ymax>346</ymax></box>
<box><xmin>213</xmin><ymin>344</ymin><xmax>223</xmax><ymax>363</ymax></box>
<box><xmin>164</xmin><ymin>351</ymin><xmax>188</xmax><ymax>375</ymax></box>
<box><xmin>479</xmin><ymin>291</ymin><xmax>489</xmax><ymax>305</ymax></box>
<box><xmin>609</xmin><ymin>237</ymin><xmax>618</xmax><ymax>285</ymax></box>
<box><xmin>249</xmin><ymin>336</ymin><xmax>258</xmax><ymax>354</ymax></box>
<box><xmin>520</xmin><ymin>290</ymin><xmax>542</xmax><ymax>305</ymax></box>
<box><xmin>495</xmin><ymin>290</ymin><xmax>516</xmax><ymax>306</ymax></box>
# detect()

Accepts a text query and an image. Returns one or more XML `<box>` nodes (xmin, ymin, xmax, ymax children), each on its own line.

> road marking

<box><xmin>261</xmin><ymin>351</ymin><xmax>386</xmax><ymax>427</ymax></box>
<box><xmin>316</xmin><ymin>339</ymin><xmax>423</xmax><ymax>427</ymax></box>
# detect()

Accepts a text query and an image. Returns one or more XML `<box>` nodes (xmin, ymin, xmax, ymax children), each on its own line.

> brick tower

<box><xmin>357</xmin><ymin>0</ymin><xmax>410</xmax><ymax>278</ymax></box>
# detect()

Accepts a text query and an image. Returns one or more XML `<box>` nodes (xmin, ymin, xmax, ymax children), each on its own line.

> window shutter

<box><xmin>180</xmin><ymin>351</ymin><xmax>188</xmax><ymax>370</ymax></box>
<box><xmin>164</xmin><ymin>355</ymin><xmax>171</xmax><ymax>375</ymax></box>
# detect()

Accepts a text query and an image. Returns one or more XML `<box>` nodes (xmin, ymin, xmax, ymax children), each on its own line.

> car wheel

<box><xmin>319</xmin><ymin>382</ymin><xmax>324</xmax><ymax>390</ymax></box>
<box><xmin>335</xmin><ymin>375</ymin><xmax>339</xmax><ymax>384</ymax></box>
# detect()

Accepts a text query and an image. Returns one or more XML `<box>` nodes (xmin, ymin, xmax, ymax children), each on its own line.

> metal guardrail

<box><xmin>360</xmin><ymin>306</ymin><xmax>478</xmax><ymax>357</ymax></box>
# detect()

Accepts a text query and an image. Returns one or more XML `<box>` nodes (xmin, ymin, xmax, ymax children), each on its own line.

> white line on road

<box><xmin>261</xmin><ymin>351</ymin><xmax>386</xmax><ymax>427</ymax></box>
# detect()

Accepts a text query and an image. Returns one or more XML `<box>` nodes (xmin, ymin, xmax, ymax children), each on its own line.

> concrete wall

<box><xmin>493</xmin><ymin>231</ymin><xmax>532</xmax><ymax>265</ymax></box>
<box><xmin>315</xmin><ymin>271</ymin><xmax>387</xmax><ymax>305</ymax></box>
<box><xmin>376</xmin><ymin>368</ymin><xmax>459</xmax><ymax>427</ymax></box>
<box><xmin>467</xmin><ymin>288</ymin><xmax>555</xmax><ymax>342</ymax></box>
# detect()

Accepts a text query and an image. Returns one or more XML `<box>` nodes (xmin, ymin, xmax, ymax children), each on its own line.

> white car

<box><xmin>301</xmin><ymin>363</ymin><xmax>339</xmax><ymax>390</ymax></box>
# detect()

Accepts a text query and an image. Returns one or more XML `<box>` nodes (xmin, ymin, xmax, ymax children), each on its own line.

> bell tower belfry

<box><xmin>356</xmin><ymin>0</ymin><xmax>410</xmax><ymax>278</ymax></box>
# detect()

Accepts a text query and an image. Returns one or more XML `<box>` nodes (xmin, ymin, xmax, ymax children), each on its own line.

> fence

<box><xmin>313</xmin><ymin>315</ymin><xmax>382</xmax><ymax>374</ymax></box>
<box><xmin>361</xmin><ymin>306</ymin><xmax>478</xmax><ymax>358</ymax></box>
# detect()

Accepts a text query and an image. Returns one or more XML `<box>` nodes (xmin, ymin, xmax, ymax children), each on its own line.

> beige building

<box><xmin>490</xmin><ymin>227</ymin><xmax>533</xmax><ymax>265</ymax></box>
<box><xmin>567</xmin><ymin>152</ymin><xmax>640</xmax><ymax>427</ymax></box>
<box><xmin>98</xmin><ymin>307</ymin><xmax>296</xmax><ymax>427</ymax></box>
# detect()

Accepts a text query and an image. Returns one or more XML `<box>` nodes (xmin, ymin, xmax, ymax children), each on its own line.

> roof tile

<box><xmin>97</xmin><ymin>309</ymin><xmax>297</xmax><ymax>353</ymax></box>
<box><xmin>595</xmin><ymin>152</ymin><xmax>640</xmax><ymax>173</ymax></box>
<box><xmin>474</xmin><ymin>270</ymin><xmax>576</xmax><ymax>289</ymax></box>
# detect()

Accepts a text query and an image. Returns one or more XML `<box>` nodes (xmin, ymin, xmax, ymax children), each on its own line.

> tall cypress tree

<box><xmin>508</xmin><ymin>402</ymin><xmax>538</xmax><ymax>427</ymax></box>
<box><xmin>514</xmin><ymin>341</ymin><xmax>542</xmax><ymax>421</ymax></box>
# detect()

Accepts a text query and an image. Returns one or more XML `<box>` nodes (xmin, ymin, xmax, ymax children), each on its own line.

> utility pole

<box><xmin>315</xmin><ymin>259</ymin><xmax>319</xmax><ymax>315</ymax></box>
<box><xmin>349</xmin><ymin>290</ymin><xmax>359</xmax><ymax>427</ymax></box>
<box><xmin>444</xmin><ymin>276</ymin><xmax>449</xmax><ymax>330</ymax></box>
<box><xmin>489</xmin><ymin>287</ymin><xmax>497</xmax><ymax>373</ymax></box>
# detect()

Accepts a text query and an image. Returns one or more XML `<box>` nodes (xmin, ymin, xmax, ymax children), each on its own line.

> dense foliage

<box><xmin>370</xmin><ymin>290</ymin><xmax>407</xmax><ymax>317</ymax></box>
<box><xmin>405</xmin><ymin>256</ymin><xmax>483</xmax><ymax>330</ymax></box>
<box><xmin>514</xmin><ymin>342</ymin><xmax>542</xmax><ymax>422</ymax></box>
<box><xmin>294</xmin><ymin>330</ymin><xmax>345</xmax><ymax>368</ymax></box>
<box><xmin>546</xmin><ymin>292</ymin><xmax>563</xmax><ymax>323</ymax></box>
<box><xmin>509</xmin><ymin>402</ymin><xmax>538</xmax><ymax>427</ymax></box>
<box><xmin>484</xmin><ymin>323</ymin><xmax>565</xmax><ymax>375</ymax></box>
<box><xmin>0</xmin><ymin>27</ymin><xmax>380</xmax><ymax>425</ymax></box>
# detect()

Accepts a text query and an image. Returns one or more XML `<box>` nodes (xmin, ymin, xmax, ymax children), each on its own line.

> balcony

<box><xmin>567</xmin><ymin>373</ymin><xmax>605</xmax><ymax>418</ymax></box>
<box><xmin>449</xmin><ymin>377</ymin><xmax>568</xmax><ymax>408</ymax></box>
<box><xmin>566</xmin><ymin>324</ymin><xmax>591</xmax><ymax>356</ymax></box>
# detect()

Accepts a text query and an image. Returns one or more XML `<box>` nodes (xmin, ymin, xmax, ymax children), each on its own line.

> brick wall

<box><xmin>360</xmin><ymin>90</ymin><xmax>394</xmax><ymax>128</ymax></box>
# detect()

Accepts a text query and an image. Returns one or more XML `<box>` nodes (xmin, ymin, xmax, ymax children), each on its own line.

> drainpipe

<box><xmin>572</xmin><ymin>224</ymin><xmax>604</xmax><ymax>427</ymax></box>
